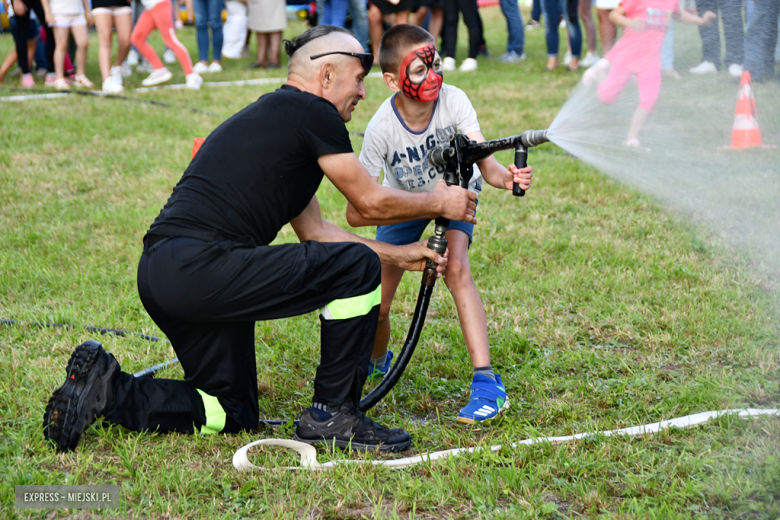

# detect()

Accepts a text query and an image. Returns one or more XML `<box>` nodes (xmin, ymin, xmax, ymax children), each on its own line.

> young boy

<box><xmin>347</xmin><ymin>25</ymin><xmax>533</xmax><ymax>424</ymax></box>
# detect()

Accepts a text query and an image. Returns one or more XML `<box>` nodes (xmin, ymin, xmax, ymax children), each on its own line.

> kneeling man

<box><xmin>43</xmin><ymin>25</ymin><xmax>477</xmax><ymax>453</ymax></box>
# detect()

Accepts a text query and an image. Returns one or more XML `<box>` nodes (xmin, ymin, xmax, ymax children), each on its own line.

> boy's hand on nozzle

<box><xmin>392</xmin><ymin>241</ymin><xmax>449</xmax><ymax>275</ymax></box>
<box><xmin>434</xmin><ymin>180</ymin><xmax>478</xmax><ymax>225</ymax></box>
<box><xmin>505</xmin><ymin>164</ymin><xmax>532</xmax><ymax>192</ymax></box>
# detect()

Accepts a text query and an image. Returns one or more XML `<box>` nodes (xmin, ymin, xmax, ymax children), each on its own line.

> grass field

<box><xmin>2</xmin><ymin>9</ymin><xmax>780</xmax><ymax>519</ymax></box>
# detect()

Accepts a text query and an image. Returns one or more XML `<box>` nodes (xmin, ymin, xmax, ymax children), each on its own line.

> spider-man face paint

<box><xmin>399</xmin><ymin>44</ymin><xmax>443</xmax><ymax>102</ymax></box>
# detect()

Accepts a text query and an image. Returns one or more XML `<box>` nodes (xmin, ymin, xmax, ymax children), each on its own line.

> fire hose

<box><xmin>232</xmin><ymin>409</ymin><xmax>780</xmax><ymax>471</ymax></box>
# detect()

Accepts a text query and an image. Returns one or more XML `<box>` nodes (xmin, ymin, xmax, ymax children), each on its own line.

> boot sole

<box><xmin>43</xmin><ymin>341</ymin><xmax>118</xmax><ymax>452</ymax></box>
<box><xmin>292</xmin><ymin>434</ymin><xmax>411</xmax><ymax>453</ymax></box>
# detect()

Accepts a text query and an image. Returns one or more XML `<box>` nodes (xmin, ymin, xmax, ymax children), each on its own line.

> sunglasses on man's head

<box><xmin>310</xmin><ymin>51</ymin><xmax>374</xmax><ymax>73</ymax></box>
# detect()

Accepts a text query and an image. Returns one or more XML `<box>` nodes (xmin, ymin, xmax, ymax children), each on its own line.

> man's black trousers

<box><xmin>103</xmin><ymin>236</ymin><xmax>381</xmax><ymax>434</ymax></box>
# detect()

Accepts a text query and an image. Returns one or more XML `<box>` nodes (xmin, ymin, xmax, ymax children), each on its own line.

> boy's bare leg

<box><xmin>626</xmin><ymin>107</ymin><xmax>650</xmax><ymax>143</ymax></box>
<box><xmin>443</xmin><ymin>229</ymin><xmax>490</xmax><ymax>368</ymax></box>
<box><xmin>373</xmin><ymin>263</ymin><xmax>406</xmax><ymax>359</ymax></box>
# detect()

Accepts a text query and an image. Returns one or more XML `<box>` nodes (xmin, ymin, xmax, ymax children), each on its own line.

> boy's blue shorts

<box><xmin>376</xmin><ymin>216</ymin><xmax>475</xmax><ymax>247</ymax></box>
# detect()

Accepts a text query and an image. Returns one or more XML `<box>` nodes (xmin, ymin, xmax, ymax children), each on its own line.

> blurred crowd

<box><xmin>1</xmin><ymin>0</ymin><xmax>779</xmax><ymax>92</ymax></box>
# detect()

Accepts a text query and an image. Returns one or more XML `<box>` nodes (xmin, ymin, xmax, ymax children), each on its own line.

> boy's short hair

<box><xmin>378</xmin><ymin>25</ymin><xmax>435</xmax><ymax>74</ymax></box>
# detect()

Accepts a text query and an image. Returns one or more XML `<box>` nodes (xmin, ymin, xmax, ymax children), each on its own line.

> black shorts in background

<box><xmin>372</xmin><ymin>0</ymin><xmax>413</xmax><ymax>15</ymax></box>
<box><xmin>414</xmin><ymin>0</ymin><xmax>444</xmax><ymax>9</ymax></box>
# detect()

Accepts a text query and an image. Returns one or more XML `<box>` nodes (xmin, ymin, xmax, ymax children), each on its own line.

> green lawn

<box><xmin>1</xmin><ymin>9</ymin><xmax>779</xmax><ymax>519</ymax></box>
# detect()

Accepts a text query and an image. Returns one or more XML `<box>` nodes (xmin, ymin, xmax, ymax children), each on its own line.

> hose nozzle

<box><xmin>520</xmin><ymin>129</ymin><xmax>549</xmax><ymax>148</ymax></box>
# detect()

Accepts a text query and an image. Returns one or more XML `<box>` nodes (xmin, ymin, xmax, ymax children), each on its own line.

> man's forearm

<box><xmin>354</xmin><ymin>185</ymin><xmax>444</xmax><ymax>221</ymax></box>
<box><xmin>311</xmin><ymin>217</ymin><xmax>413</xmax><ymax>266</ymax></box>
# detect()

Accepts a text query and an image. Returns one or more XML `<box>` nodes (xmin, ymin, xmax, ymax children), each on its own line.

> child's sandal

<box><xmin>53</xmin><ymin>78</ymin><xmax>70</xmax><ymax>90</ymax></box>
<box><xmin>74</xmin><ymin>75</ymin><xmax>94</xmax><ymax>88</ymax></box>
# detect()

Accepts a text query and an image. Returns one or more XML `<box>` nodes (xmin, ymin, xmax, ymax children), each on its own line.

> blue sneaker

<box><xmin>457</xmin><ymin>374</ymin><xmax>510</xmax><ymax>424</ymax></box>
<box><xmin>367</xmin><ymin>350</ymin><xmax>393</xmax><ymax>380</ymax></box>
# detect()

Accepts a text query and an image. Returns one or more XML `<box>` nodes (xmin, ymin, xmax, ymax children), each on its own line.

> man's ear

<box><xmin>320</xmin><ymin>63</ymin><xmax>335</xmax><ymax>89</ymax></box>
<box><xmin>383</xmin><ymin>71</ymin><xmax>401</xmax><ymax>93</ymax></box>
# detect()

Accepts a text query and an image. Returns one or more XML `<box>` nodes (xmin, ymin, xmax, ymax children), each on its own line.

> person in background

<box><xmin>496</xmin><ymin>0</ymin><xmax>526</xmax><ymax>63</ymax></box>
<box><xmin>743</xmin><ymin>0</ymin><xmax>778</xmax><ymax>82</ymax></box>
<box><xmin>92</xmin><ymin>0</ymin><xmax>132</xmax><ymax>93</ymax></box>
<box><xmin>1</xmin><ymin>0</ymin><xmax>40</xmax><ymax>83</ymax></box>
<box><xmin>441</xmin><ymin>0</ymin><xmax>483</xmax><ymax>71</ymax></box>
<box><xmin>192</xmin><ymin>0</ymin><xmax>224</xmax><ymax>73</ymax></box>
<box><xmin>527</xmin><ymin>0</ymin><xmax>542</xmax><ymax>29</ymax></box>
<box><xmin>660</xmin><ymin>19</ymin><xmax>680</xmax><ymax>79</ymax></box>
<box><xmin>50</xmin><ymin>0</ymin><xmax>93</xmax><ymax>88</ymax></box>
<box><xmin>412</xmin><ymin>0</ymin><xmax>444</xmax><ymax>44</ymax></box>
<box><xmin>347</xmin><ymin>0</ymin><xmax>370</xmax><ymax>52</ymax></box>
<box><xmin>689</xmin><ymin>0</ymin><xmax>743</xmax><ymax>77</ymax></box>
<box><xmin>10</xmin><ymin>0</ymin><xmax>55</xmax><ymax>87</ymax></box>
<box><xmin>320</xmin><ymin>0</ymin><xmax>349</xmax><ymax>27</ymax></box>
<box><xmin>247</xmin><ymin>0</ymin><xmax>285</xmax><ymax>68</ymax></box>
<box><xmin>541</xmin><ymin>0</ymin><xmax>582</xmax><ymax>71</ymax></box>
<box><xmin>221</xmin><ymin>0</ymin><xmax>248</xmax><ymax>59</ymax></box>
<box><xmin>586</xmin><ymin>0</ymin><xmax>716</xmax><ymax>146</ymax></box>
<box><xmin>595</xmin><ymin>0</ymin><xmax>617</xmax><ymax>54</ymax></box>
<box><xmin>578</xmin><ymin>0</ymin><xmax>599</xmax><ymax>66</ymax></box>
<box><xmin>130</xmin><ymin>0</ymin><xmax>202</xmax><ymax>87</ymax></box>
<box><xmin>368</xmin><ymin>0</ymin><xmax>413</xmax><ymax>59</ymax></box>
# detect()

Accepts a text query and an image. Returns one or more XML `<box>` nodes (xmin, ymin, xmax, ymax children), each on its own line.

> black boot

<box><xmin>294</xmin><ymin>403</ymin><xmax>411</xmax><ymax>453</ymax></box>
<box><xmin>43</xmin><ymin>341</ymin><xmax>119</xmax><ymax>452</ymax></box>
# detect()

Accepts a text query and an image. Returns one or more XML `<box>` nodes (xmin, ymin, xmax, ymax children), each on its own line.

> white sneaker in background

<box><xmin>137</xmin><ymin>60</ymin><xmax>155</xmax><ymax>74</ymax></box>
<box><xmin>192</xmin><ymin>61</ymin><xmax>210</xmax><ymax>74</ymax></box>
<box><xmin>690</xmin><ymin>61</ymin><xmax>717</xmax><ymax>74</ymax></box>
<box><xmin>207</xmin><ymin>62</ymin><xmax>222</xmax><ymax>73</ymax></box>
<box><xmin>459</xmin><ymin>57</ymin><xmax>478</xmax><ymax>72</ymax></box>
<box><xmin>563</xmin><ymin>51</ymin><xmax>572</xmax><ymax>66</ymax></box>
<box><xmin>185</xmin><ymin>72</ymin><xmax>203</xmax><ymax>89</ymax></box>
<box><xmin>110</xmin><ymin>66</ymin><xmax>123</xmax><ymax>85</ymax></box>
<box><xmin>498</xmin><ymin>50</ymin><xmax>526</xmax><ymax>63</ymax></box>
<box><xmin>728</xmin><ymin>63</ymin><xmax>743</xmax><ymax>77</ymax></box>
<box><xmin>443</xmin><ymin>57</ymin><xmax>456</xmax><ymax>71</ymax></box>
<box><xmin>102</xmin><ymin>77</ymin><xmax>124</xmax><ymax>93</ymax></box>
<box><xmin>118</xmin><ymin>62</ymin><xmax>132</xmax><ymax>77</ymax></box>
<box><xmin>127</xmin><ymin>49</ymin><xmax>140</xmax><ymax>66</ymax></box>
<box><xmin>163</xmin><ymin>49</ymin><xmax>176</xmax><ymax>64</ymax></box>
<box><xmin>141</xmin><ymin>67</ymin><xmax>173</xmax><ymax>86</ymax></box>
<box><xmin>580</xmin><ymin>51</ymin><xmax>600</xmax><ymax>67</ymax></box>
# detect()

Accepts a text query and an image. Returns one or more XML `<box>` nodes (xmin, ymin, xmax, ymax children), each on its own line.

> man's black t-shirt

<box><xmin>147</xmin><ymin>85</ymin><xmax>353</xmax><ymax>246</ymax></box>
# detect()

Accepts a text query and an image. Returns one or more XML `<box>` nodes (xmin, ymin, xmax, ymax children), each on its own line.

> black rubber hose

<box><xmin>358</xmin><ymin>283</ymin><xmax>433</xmax><ymax>412</ymax></box>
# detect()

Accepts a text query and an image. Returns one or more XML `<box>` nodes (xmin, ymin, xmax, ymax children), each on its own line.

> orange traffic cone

<box><xmin>191</xmin><ymin>137</ymin><xmax>205</xmax><ymax>159</ymax></box>
<box><xmin>727</xmin><ymin>71</ymin><xmax>774</xmax><ymax>149</ymax></box>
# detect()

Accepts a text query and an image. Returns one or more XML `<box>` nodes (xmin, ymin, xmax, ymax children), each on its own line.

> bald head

<box><xmin>286</xmin><ymin>26</ymin><xmax>364</xmax><ymax>80</ymax></box>
<box><xmin>284</xmin><ymin>25</ymin><xmax>369</xmax><ymax>122</ymax></box>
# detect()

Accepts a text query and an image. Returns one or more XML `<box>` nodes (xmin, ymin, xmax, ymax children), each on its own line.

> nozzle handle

<box><xmin>513</xmin><ymin>143</ymin><xmax>527</xmax><ymax>197</ymax></box>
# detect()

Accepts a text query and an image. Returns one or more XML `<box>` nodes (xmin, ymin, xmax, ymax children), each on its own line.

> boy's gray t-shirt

<box><xmin>359</xmin><ymin>83</ymin><xmax>483</xmax><ymax>194</ymax></box>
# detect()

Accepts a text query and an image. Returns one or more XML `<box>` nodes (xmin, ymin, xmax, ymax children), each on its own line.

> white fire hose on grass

<box><xmin>233</xmin><ymin>408</ymin><xmax>779</xmax><ymax>471</ymax></box>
